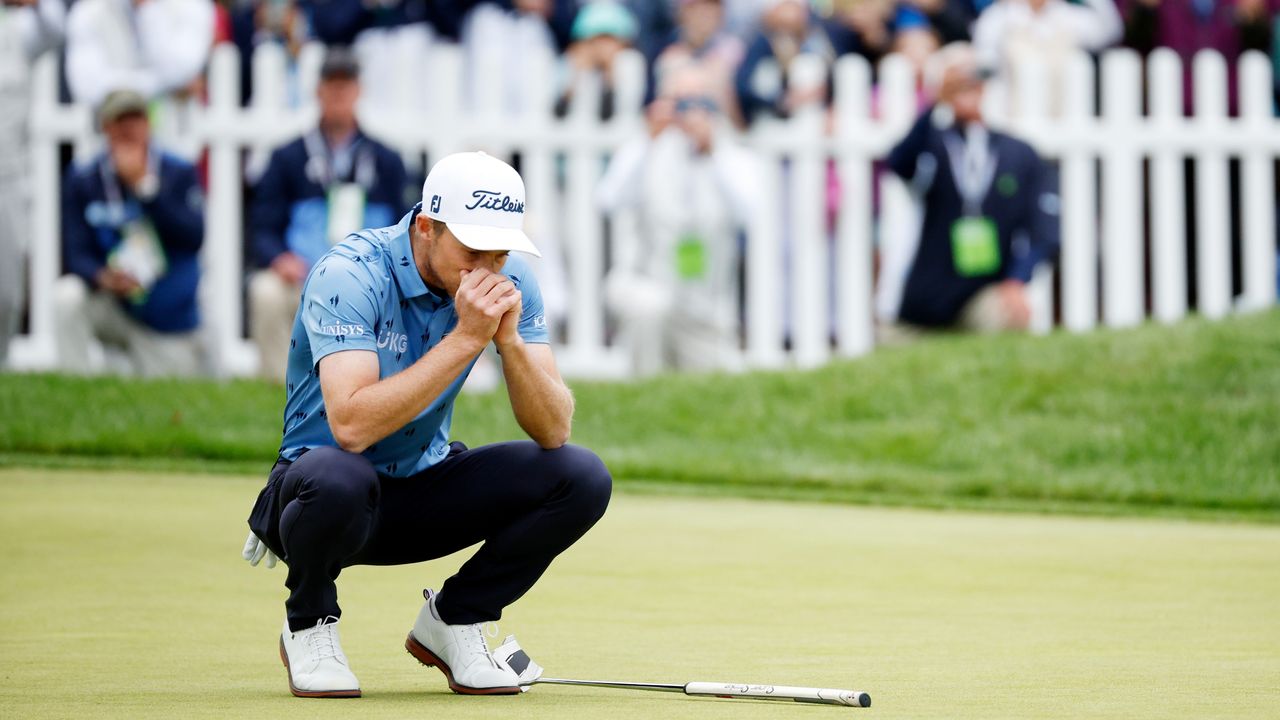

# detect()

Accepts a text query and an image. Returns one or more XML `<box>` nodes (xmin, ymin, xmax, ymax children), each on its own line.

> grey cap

<box><xmin>97</xmin><ymin>89</ymin><xmax>148</xmax><ymax>125</ymax></box>
<box><xmin>320</xmin><ymin>46</ymin><xmax>360</xmax><ymax>80</ymax></box>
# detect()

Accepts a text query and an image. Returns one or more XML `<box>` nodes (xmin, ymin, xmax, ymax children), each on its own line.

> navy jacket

<box><xmin>303</xmin><ymin>0</ymin><xmax>470</xmax><ymax>43</ymax></box>
<box><xmin>886</xmin><ymin>107</ymin><xmax>1060</xmax><ymax>327</ymax></box>
<box><xmin>62</xmin><ymin>150</ymin><xmax>204</xmax><ymax>333</ymax></box>
<box><xmin>248</xmin><ymin>128</ymin><xmax>409</xmax><ymax>269</ymax></box>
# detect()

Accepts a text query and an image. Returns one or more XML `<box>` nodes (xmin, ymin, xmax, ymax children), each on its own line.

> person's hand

<box><xmin>493</xmin><ymin>289</ymin><xmax>525</xmax><ymax>350</ymax></box>
<box><xmin>242</xmin><ymin>531</ymin><xmax>278</xmax><ymax>569</ymax></box>
<box><xmin>270</xmin><ymin>251</ymin><xmax>309</xmax><ymax>286</ymax></box>
<box><xmin>454</xmin><ymin>268</ymin><xmax>521</xmax><ymax>349</ymax></box>
<box><xmin>999</xmin><ymin>279</ymin><xmax>1032</xmax><ymax>330</ymax></box>
<box><xmin>783</xmin><ymin>85</ymin><xmax>825</xmax><ymax>114</ymax></box>
<box><xmin>96</xmin><ymin>267</ymin><xmax>142</xmax><ymax>297</ymax></box>
<box><xmin>111</xmin><ymin>140</ymin><xmax>149</xmax><ymax>191</ymax></box>
<box><xmin>679</xmin><ymin>109</ymin><xmax>715</xmax><ymax>154</ymax></box>
<box><xmin>646</xmin><ymin>98</ymin><xmax>676</xmax><ymax>138</ymax></box>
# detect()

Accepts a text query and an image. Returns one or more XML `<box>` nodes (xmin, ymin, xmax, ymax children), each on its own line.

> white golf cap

<box><xmin>421</xmin><ymin>151</ymin><xmax>541</xmax><ymax>257</ymax></box>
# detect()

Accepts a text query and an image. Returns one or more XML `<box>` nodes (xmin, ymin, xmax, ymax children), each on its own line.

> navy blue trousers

<box><xmin>248</xmin><ymin>441</ymin><xmax>612</xmax><ymax>630</ymax></box>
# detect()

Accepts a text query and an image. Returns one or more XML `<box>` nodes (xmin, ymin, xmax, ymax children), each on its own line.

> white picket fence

<box><xmin>10</xmin><ymin>42</ymin><xmax>1279</xmax><ymax>378</ymax></box>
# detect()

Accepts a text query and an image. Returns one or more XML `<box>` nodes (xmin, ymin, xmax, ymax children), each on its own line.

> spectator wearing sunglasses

<box><xmin>596</xmin><ymin>65</ymin><xmax>762</xmax><ymax>375</ymax></box>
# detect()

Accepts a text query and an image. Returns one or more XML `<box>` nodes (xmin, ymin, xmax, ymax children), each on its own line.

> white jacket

<box><xmin>65</xmin><ymin>0</ymin><xmax>214</xmax><ymax>106</ymax></box>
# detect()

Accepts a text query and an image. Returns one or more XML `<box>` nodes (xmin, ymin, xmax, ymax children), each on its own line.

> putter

<box><xmin>494</xmin><ymin>636</ymin><xmax>871</xmax><ymax>709</ymax></box>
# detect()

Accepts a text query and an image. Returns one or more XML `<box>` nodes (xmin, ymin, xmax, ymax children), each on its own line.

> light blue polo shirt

<box><xmin>277</xmin><ymin>205</ymin><xmax>549</xmax><ymax>477</ymax></box>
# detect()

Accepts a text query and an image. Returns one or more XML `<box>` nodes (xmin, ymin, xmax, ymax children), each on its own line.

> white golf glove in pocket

<box><xmin>242</xmin><ymin>531</ymin><xmax>279</xmax><ymax>568</ymax></box>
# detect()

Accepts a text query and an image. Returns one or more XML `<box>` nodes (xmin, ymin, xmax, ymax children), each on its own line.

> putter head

<box><xmin>494</xmin><ymin>635</ymin><xmax>544</xmax><ymax>691</ymax></box>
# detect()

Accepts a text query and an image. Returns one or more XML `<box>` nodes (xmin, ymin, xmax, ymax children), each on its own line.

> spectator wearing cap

<box><xmin>972</xmin><ymin>0</ymin><xmax>1122</xmax><ymax>116</ymax></box>
<box><xmin>596</xmin><ymin>65</ymin><xmax>761</xmax><ymax>375</ymax></box>
<box><xmin>881</xmin><ymin>44</ymin><xmax>1060</xmax><ymax>337</ymax></box>
<box><xmin>55</xmin><ymin>90</ymin><xmax>207</xmax><ymax>376</ymax></box>
<box><xmin>733</xmin><ymin>0</ymin><xmax>835</xmax><ymax>125</ymax></box>
<box><xmin>247</xmin><ymin>48</ymin><xmax>410</xmax><ymax>382</ymax></box>
<box><xmin>63</xmin><ymin>0</ymin><xmax>214</xmax><ymax>107</ymax></box>
<box><xmin>0</xmin><ymin>0</ymin><xmax>65</xmax><ymax>368</ymax></box>
<box><xmin>654</xmin><ymin>0</ymin><xmax>746</xmax><ymax>128</ymax></box>
<box><xmin>556</xmin><ymin>1</ymin><xmax>641</xmax><ymax>119</ymax></box>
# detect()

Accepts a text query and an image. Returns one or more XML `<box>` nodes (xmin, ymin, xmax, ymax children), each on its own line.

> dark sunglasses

<box><xmin>674</xmin><ymin>96</ymin><xmax>718</xmax><ymax>114</ymax></box>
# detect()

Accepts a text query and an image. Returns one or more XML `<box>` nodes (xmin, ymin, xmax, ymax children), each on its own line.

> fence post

<box><xmin>833</xmin><ymin>55</ymin><xmax>873</xmax><ymax>357</ymax></box>
<box><xmin>1238</xmin><ymin>51</ymin><xmax>1277</xmax><ymax>313</ymax></box>
<box><xmin>203</xmin><ymin>44</ymin><xmax>256</xmax><ymax>377</ymax></box>
<box><xmin>1148</xmin><ymin>49</ymin><xmax>1188</xmax><ymax>324</ymax></box>
<box><xmin>1060</xmin><ymin>52</ymin><xmax>1098</xmax><ymax>332</ymax></box>
<box><xmin>1192</xmin><ymin>51</ymin><xmax>1232</xmax><ymax>319</ymax></box>
<box><xmin>1100</xmin><ymin>50</ymin><xmax>1145</xmax><ymax>327</ymax></box>
<box><xmin>18</xmin><ymin>55</ymin><xmax>69</xmax><ymax>368</ymax></box>
<box><xmin>787</xmin><ymin>54</ymin><xmax>831</xmax><ymax>369</ymax></box>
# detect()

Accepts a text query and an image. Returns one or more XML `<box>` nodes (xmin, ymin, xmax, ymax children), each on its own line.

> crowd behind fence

<box><xmin>9</xmin><ymin>37</ymin><xmax>1277</xmax><ymax>380</ymax></box>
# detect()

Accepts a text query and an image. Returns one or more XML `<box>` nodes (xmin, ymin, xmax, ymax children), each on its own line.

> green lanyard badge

<box><xmin>675</xmin><ymin>233</ymin><xmax>708</xmax><ymax>280</ymax></box>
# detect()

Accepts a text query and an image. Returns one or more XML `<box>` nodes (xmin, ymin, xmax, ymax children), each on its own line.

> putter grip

<box><xmin>683</xmin><ymin>682</ymin><xmax>871</xmax><ymax>707</ymax></box>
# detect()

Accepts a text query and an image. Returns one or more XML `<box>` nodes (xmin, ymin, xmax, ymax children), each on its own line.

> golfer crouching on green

<box><xmin>241</xmin><ymin>151</ymin><xmax>611</xmax><ymax>698</ymax></box>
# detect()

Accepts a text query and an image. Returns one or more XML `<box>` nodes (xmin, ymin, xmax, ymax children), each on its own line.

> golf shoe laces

<box><xmin>305</xmin><ymin>617</ymin><xmax>343</xmax><ymax>661</ymax></box>
<box><xmin>457</xmin><ymin>621</ymin><xmax>501</xmax><ymax>667</ymax></box>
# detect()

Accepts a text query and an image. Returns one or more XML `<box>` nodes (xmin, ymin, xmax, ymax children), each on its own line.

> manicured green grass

<box><xmin>1</xmin><ymin>468</ymin><xmax>1277</xmax><ymax>720</ymax></box>
<box><xmin>2</xmin><ymin>311</ymin><xmax>1278</xmax><ymax>519</ymax></box>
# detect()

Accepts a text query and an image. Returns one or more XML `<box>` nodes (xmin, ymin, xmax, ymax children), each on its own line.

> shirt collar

<box><xmin>390</xmin><ymin>204</ymin><xmax>447</xmax><ymax>303</ymax></box>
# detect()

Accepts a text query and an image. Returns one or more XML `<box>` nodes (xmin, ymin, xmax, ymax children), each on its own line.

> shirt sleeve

<box><xmin>511</xmin><ymin>263</ymin><xmax>550</xmax><ymax>345</ymax></box>
<box><xmin>300</xmin><ymin>255</ymin><xmax>380</xmax><ymax>363</ymax></box>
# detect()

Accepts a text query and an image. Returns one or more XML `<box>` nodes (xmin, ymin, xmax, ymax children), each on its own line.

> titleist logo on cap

<box><xmin>465</xmin><ymin>189</ymin><xmax>524</xmax><ymax>214</ymax></box>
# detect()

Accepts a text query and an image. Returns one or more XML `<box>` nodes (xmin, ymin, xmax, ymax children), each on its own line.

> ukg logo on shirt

<box><xmin>378</xmin><ymin>329</ymin><xmax>408</xmax><ymax>353</ymax></box>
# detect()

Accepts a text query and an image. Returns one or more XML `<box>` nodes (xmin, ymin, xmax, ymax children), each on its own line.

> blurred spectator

<box><xmin>820</xmin><ymin>0</ymin><xmax>931</xmax><ymax>64</ymax></box>
<box><xmin>972</xmin><ymin>0</ymin><xmax>1122</xmax><ymax>115</ymax></box>
<box><xmin>0</xmin><ymin>0</ymin><xmax>64</xmax><ymax>368</ymax></box>
<box><xmin>881</xmin><ymin>44</ymin><xmax>1059</xmax><ymax>337</ymax></box>
<box><xmin>247</xmin><ymin>48</ymin><xmax>409</xmax><ymax>382</ymax></box>
<box><xmin>901</xmin><ymin>0</ymin><xmax>980</xmax><ymax>44</ymax></box>
<box><xmin>555</xmin><ymin>1</ymin><xmax>639</xmax><ymax>119</ymax></box>
<box><xmin>654</xmin><ymin>0</ymin><xmax>745</xmax><ymax>127</ymax></box>
<box><xmin>461</xmin><ymin>0</ymin><xmax>575</xmax><ymax>114</ymax></box>
<box><xmin>56</xmin><ymin>90</ymin><xmax>206</xmax><ymax>376</ymax></box>
<box><xmin>305</xmin><ymin>0</ymin><xmax>448</xmax><ymax>112</ymax></box>
<box><xmin>227</xmin><ymin>0</ymin><xmax>310</xmax><ymax>107</ymax></box>
<box><xmin>64</xmin><ymin>0</ymin><xmax>215</xmax><ymax>107</ymax></box>
<box><xmin>734</xmin><ymin>0</ymin><xmax>835</xmax><ymax>124</ymax></box>
<box><xmin>620</xmin><ymin>0</ymin><xmax>678</xmax><ymax>63</ymax></box>
<box><xmin>1121</xmin><ymin>0</ymin><xmax>1276</xmax><ymax>116</ymax></box>
<box><xmin>596</xmin><ymin>65</ymin><xmax>760</xmax><ymax>375</ymax></box>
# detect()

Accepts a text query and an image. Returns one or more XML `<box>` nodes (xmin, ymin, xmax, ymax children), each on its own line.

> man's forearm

<box><xmin>327</xmin><ymin>334</ymin><xmax>485</xmax><ymax>453</ymax></box>
<box><xmin>499</xmin><ymin>340</ymin><xmax>574</xmax><ymax>449</ymax></box>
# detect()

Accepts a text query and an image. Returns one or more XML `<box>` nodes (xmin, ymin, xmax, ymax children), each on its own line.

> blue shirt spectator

<box><xmin>248</xmin><ymin>47</ymin><xmax>410</xmax><ymax>382</ymax></box>
<box><xmin>248</xmin><ymin>129</ymin><xmax>409</xmax><ymax>270</ymax></box>
<box><xmin>62</xmin><ymin>94</ymin><xmax>204</xmax><ymax>334</ymax></box>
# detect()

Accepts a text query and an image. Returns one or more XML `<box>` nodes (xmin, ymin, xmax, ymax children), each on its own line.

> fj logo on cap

<box><xmin>465</xmin><ymin>190</ymin><xmax>524</xmax><ymax>214</ymax></box>
<box><xmin>430</xmin><ymin>195</ymin><xmax>441</xmax><ymax>213</ymax></box>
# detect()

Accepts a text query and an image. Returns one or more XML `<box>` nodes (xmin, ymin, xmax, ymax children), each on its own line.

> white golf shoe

<box><xmin>404</xmin><ymin>589</ymin><xmax>521</xmax><ymax>695</ymax></box>
<box><xmin>279</xmin><ymin>617</ymin><xmax>361</xmax><ymax>698</ymax></box>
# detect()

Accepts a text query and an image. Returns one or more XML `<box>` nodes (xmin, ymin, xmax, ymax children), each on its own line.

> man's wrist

<box><xmin>444</xmin><ymin>330</ymin><xmax>490</xmax><ymax>356</ymax></box>
<box><xmin>494</xmin><ymin>335</ymin><xmax>525</xmax><ymax>355</ymax></box>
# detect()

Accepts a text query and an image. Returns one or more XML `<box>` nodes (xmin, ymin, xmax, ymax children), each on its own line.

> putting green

<box><xmin>1</xmin><ymin>468</ymin><xmax>1276</xmax><ymax>720</ymax></box>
